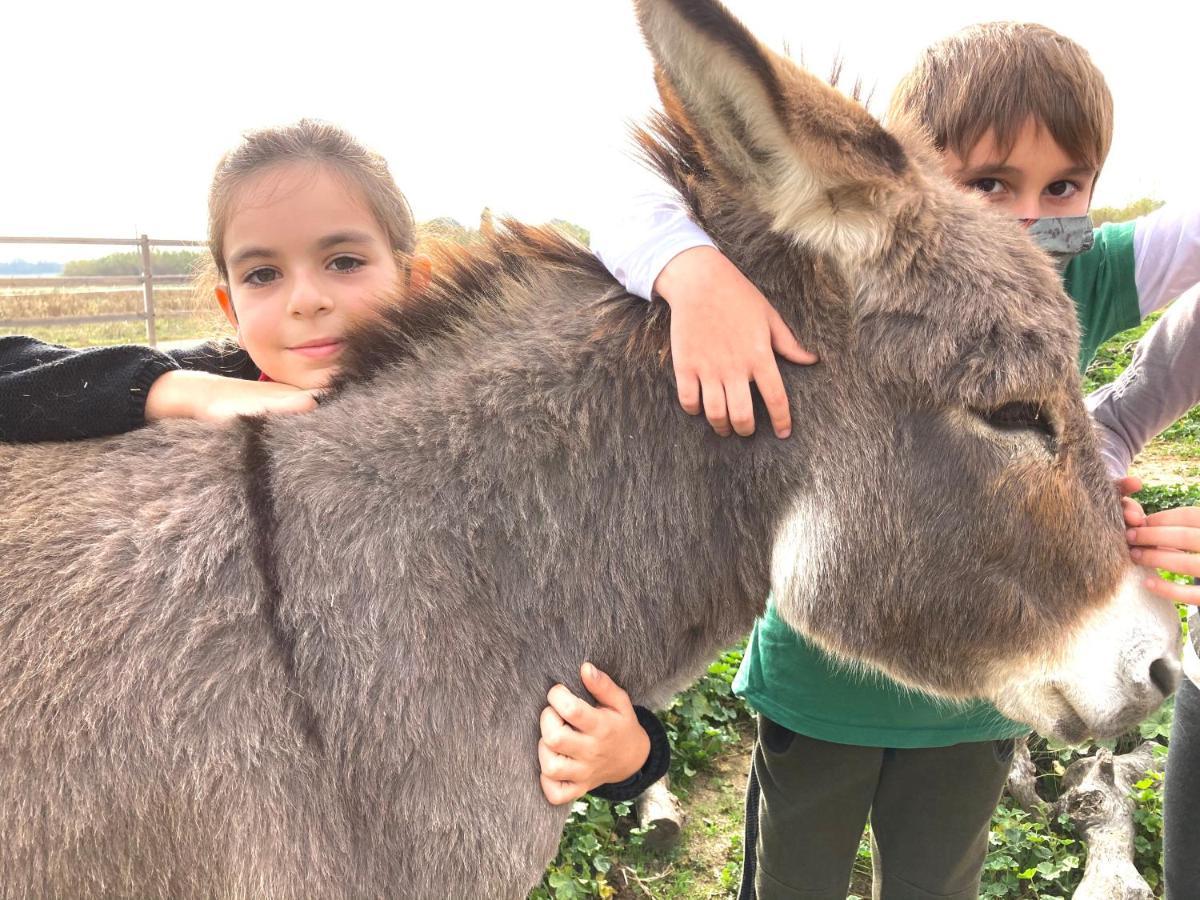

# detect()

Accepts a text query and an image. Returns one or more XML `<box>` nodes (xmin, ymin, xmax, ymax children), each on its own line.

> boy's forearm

<box><xmin>1087</xmin><ymin>291</ymin><xmax>1200</xmax><ymax>475</ymax></box>
<box><xmin>592</xmin><ymin>187</ymin><xmax>716</xmax><ymax>300</ymax></box>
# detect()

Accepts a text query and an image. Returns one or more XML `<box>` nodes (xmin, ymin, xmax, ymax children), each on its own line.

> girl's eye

<box><xmin>968</xmin><ymin>177</ymin><xmax>1006</xmax><ymax>197</ymax></box>
<box><xmin>1045</xmin><ymin>180</ymin><xmax>1080</xmax><ymax>199</ymax></box>
<box><xmin>244</xmin><ymin>267</ymin><xmax>280</xmax><ymax>286</ymax></box>
<box><xmin>329</xmin><ymin>255</ymin><xmax>364</xmax><ymax>273</ymax></box>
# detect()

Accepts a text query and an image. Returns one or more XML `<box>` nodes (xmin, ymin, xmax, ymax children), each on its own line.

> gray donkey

<box><xmin>0</xmin><ymin>1</ymin><xmax>1182</xmax><ymax>897</ymax></box>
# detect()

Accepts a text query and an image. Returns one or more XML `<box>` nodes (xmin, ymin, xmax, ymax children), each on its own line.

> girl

<box><xmin>0</xmin><ymin>119</ymin><xmax>667</xmax><ymax>806</ymax></box>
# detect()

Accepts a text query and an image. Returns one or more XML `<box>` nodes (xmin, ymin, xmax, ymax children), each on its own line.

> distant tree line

<box><xmin>1091</xmin><ymin>197</ymin><xmax>1164</xmax><ymax>226</ymax></box>
<box><xmin>41</xmin><ymin>199</ymin><xmax>1158</xmax><ymax>282</ymax></box>
<box><xmin>417</xmin><ymin>212</ymin><xmax>590</xmax><ymax>248</ymax></box>
<box><xmin>62</xmin><ymin>250</ymin><xmax>206</xmax><ymax>277</ymax></box>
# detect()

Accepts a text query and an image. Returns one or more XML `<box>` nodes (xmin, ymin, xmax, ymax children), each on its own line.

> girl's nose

<box><xmin>287</xmin><ymin>272</ymin><xmax>332</xmax><ymax>317</ymax></box>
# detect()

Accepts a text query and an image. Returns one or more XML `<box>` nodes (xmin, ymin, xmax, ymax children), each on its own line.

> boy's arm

<box><xmin>593</xmin><ymin>188</ymin><xmax>817</xmax><ymax>438</ymax></box>
<box><xmin>1086</xmin><ymin>290</ymin><xmax>1200</xmax><ymax>473</ymax></box>
<box><xmin>1133</xmin><ymin>203</ymin><xmax>1200</xmax><ymax>316</ymax></box>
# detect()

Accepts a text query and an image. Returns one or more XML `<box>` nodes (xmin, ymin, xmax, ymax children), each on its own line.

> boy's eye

<box><xmin>1045</xmin><ymin>181</ymin><xmax>1080</xmax><ymax>199</ymax></box>
<box><xmin>244</xmin><ymin>267</ymin><xmax>280</xmax><ymax>286</ymax></box>
<box><xmin>968</xmin><ymin>177</ymin><xmax>1006</xmax><ymax>196</ymax></box>
<box><xmin>329</xmin><ymin>255</ymin><xmax>364</xmax><ymax>273</ymax></box>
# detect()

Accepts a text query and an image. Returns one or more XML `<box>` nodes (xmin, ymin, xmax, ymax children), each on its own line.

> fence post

<box><xmin>139</xmin><ymin>234</ymin><xmax>157</xmax><ymax>346</ymax></box>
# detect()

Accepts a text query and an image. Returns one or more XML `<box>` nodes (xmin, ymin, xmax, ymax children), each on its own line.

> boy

<box><xmin>592</xmin><ymin>21</ymin><xmax>1200</xmax><ymax>899</ymax></box>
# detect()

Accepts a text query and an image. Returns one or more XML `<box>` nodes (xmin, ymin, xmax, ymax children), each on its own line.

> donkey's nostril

<box><xmin>1149</xmin><ymin>657</ymin><xmax>1180</xmax><ymax>699</ymax></box>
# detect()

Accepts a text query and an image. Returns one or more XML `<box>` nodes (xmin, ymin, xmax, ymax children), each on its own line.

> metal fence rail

<box><xmin>0</xmin><ymin>234</ymin><xmax>207</xmax><ymax>346</ymax></box>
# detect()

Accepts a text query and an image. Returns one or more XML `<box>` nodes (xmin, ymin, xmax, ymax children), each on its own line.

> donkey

<box><xmin>0</xmin><ymin>0</ymin><xmax>1182</xmax><ymax>897</ymax></box>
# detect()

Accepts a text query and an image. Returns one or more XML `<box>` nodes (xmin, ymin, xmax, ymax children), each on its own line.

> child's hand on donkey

<box><xmin>653</xmin><ymin>246</ymin><xmax>817</xmax><ymax>439</ymax></box>
<box><xmin>147</xmin><ymin>370</ymin><xmax>320</xmax><ymax>423</ymax></box>
<box><xmin>538</xmin><ymin>663</ymin><xmax>651</xmax><ymax>804</ymax></box>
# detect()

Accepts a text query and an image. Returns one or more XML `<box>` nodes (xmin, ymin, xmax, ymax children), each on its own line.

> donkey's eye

<box><xmin>974</xmin><ymin>402</ymin><xmax>1057</xmax><ymax>447</ymax></box>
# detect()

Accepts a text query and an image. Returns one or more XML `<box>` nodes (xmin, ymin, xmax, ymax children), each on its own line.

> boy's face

<box><xmin>941</xmin><ymin>118</ymin><xmax>1096</xmax><ymax>222</ymax></box>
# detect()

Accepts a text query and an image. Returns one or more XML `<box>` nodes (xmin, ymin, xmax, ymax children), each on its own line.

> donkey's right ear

<box><xmin>634</xmin><ymin>0</ymin><xmax>917</xmax><ymax>270</ymax></box>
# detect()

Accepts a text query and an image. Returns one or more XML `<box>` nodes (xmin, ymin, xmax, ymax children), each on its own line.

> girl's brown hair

<box><xmin>208</xmin><ymin>120</ymin><xmax>416</xmax><ymax>282</ymax></box>
<box><xmin>888</xmin><ymin>23</ymin><xmax>1113</xmax><ymax>174</ymax></box>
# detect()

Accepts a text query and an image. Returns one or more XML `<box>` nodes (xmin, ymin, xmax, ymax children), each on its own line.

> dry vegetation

<box><xmin>0</xmin><ymin>286</ymin><xmax>230</xmax><ymax>347</ymax></box>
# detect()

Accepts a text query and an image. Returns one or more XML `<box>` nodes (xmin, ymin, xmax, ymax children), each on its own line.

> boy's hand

<box><xmin>146</xmin><ymin>370</ymin><xmax>319</xmax><ymax>423</ymax></box>
<box><xmin>654</xmin><ymin>246</ymin><xmax>818</xmax><ymax>439</ymax></box>
<box><xmin>538</xmin><ymin>663</ymin><xmax>650</xmax><ymax>806</ymax></box>
<box><xmin>1121</xmin><ymin>475</ymin><xmax>1200</xmax><ymax>605</ymax></box>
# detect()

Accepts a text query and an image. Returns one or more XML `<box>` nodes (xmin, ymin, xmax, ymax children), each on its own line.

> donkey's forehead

<box><xmin>852</xmin><ymin>189</ymin><xmax>1082</xmax><ymax>407</ymax></box>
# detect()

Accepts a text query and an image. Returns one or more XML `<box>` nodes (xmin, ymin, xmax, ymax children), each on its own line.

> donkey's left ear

<box><xmin>635</xmin><ymin>0</ymin><xmax>918</xmax><ymax>271</ymax></box>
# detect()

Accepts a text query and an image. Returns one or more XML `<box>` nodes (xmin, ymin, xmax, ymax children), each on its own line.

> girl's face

<box><xmin>218</xmin><ymin>161</ymin><xmax>401</xmax><ymax>389</ymax></box>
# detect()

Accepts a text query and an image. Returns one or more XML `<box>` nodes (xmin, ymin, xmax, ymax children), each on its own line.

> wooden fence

<box><xmin>0</xmin><ymin>235</ymin><xmax>207</xmax><ymax>346</ymax></box>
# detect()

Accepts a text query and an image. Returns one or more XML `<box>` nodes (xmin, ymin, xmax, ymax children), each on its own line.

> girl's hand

<box><xmin>654</xmin><ymin>246</ymin><xmax>817</xmax><ymax>439</ymax></box>
<box><xmin>146</xmin><ymin>370</ymin><xmax>319</xmax><ymax>423</ymax></box>
<box><xmin>538</xmin><ymin>663</ymin><xmax>650</xmax><ymax>805</ymax></box>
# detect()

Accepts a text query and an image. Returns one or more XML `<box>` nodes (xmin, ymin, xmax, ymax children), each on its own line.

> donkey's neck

<box><xmin>265</xmin><ymin>282</ymin><xmax>809</xmax><ymax>710</ymax></box>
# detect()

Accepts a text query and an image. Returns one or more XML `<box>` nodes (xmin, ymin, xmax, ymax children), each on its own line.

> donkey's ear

<box><xmin>635</xmin><ymin>0</ymin><xmax>917</xmax><ymax>269</ymax></box>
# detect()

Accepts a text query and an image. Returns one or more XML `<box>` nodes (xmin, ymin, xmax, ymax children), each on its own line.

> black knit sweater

<box><xmin>0</xmin><ymin>335</ymin><xmax>671</xmax><ymax>798</ymax></box>
<box><xmin>0</xmin><ymin>336</ymin><xmax>257</xmax><ymax>442</ymax></box>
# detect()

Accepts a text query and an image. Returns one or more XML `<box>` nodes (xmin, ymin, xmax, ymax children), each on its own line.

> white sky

<box><xmin>2</xmin><ymin>1</ymin><xmax>1196</xmax><ymax>262</ymax></box>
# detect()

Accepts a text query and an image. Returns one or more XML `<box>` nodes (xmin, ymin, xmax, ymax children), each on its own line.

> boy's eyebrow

<box><xmin>959</xmin><ymin>162</ymin><xmax>1097</xmax><ymax>181</ymax></box>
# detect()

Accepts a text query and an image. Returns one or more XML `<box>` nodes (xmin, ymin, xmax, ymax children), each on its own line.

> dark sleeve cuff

<box><xmin>126</xmin><ymin>355</ymin><xmax>182</xmax><ymax>432</ymax></box>
<box><xmin>588</xmin><ymin>706</ymin><xmax>671</xmax><ymax>803</ymax></box>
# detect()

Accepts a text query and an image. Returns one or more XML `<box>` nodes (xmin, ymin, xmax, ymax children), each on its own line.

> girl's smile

<box><xmin>288</xmin><ymin>337</ymin><xmax>344</xmax><ymax>358</ymax></box>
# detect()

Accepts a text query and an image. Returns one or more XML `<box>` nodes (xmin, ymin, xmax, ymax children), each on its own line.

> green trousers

<box><xmin>740</xmin><ymin>716</ymin><xmax>1016</xmax><ymax>900</ymax></box>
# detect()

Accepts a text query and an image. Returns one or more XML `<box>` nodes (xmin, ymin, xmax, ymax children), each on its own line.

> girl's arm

<box><xmin>592</xmin><ymin>187</ymin><xmax>816</xmax><ymax>439</ymax></box>
<box><xmin>538</xmin><ymin>663</ymin><xmax>670</xmax><ymax>805</ymax></box>
<box><xmin>0</xmin><ymin>336</ymin><xmax>313</xmax><ymax>443</ymax></box>
<box><xmin>1</xmin><ymin>336</ymin><xmax>186</xmax><ymax>442</ymax></box>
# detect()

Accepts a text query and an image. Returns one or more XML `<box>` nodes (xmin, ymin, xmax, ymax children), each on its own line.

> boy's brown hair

<box><xmin>888</xmin><ymin>22</ymin><xmax>1113</xmax><ymax>173</ymax></box>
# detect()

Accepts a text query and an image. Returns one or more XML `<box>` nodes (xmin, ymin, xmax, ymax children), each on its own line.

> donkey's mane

<box><xmin>334</xmin><ymin>206</ymin><xmax>689</xmax><ymax>389</ymax></box>
<box><xmin>333</xmin><ymin>221</ymin><xmax>619</xmax><ymax>386</ymax></box>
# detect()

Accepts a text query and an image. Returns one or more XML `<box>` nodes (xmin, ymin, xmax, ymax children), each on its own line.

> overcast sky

<box><xmin>2</xmin><ymin>1</ymin><xmax>1195</xmax><ymax>261</ymax></box>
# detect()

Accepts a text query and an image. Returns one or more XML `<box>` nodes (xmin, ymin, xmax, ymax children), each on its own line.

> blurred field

<box><xmin>0</xmin><ymin>285</ymin><xmax>231</xmax><ymax>347</ymax></box>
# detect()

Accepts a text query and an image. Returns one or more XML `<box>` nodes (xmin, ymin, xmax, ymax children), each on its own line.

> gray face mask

<box><xmin>1026</xmin><ymin>215</ymin><xmax>1095</xmax><ymax>273</ymax></box>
